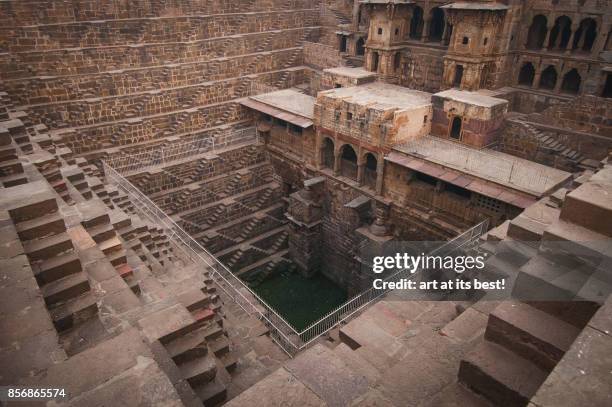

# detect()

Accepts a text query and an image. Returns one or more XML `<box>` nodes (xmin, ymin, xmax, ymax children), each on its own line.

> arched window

<box><xmin>321</xmin><ymin>138</ymin><xmax>335</xmax><ymax>169</ymax></box>
<box><xmin>518</xmin><ymin>62</ymin><xmax>536</xmax><ymax>86</ymax></box>
<box><xmin>364</xmin><ymin>153</ymin><xmax>377</xmax><ymax>189</ymax></box>
<box><xmin>454</xmin><ymin>65</ymin><xmax>464</xmax><ymax>87</ymax></box>
<box><xmin>573</xmin><ymin>18</ymin><xmax>597</xmax><ymax>51</ymax></box>
<box><xmin>561</xmin><ymin>69</ymin><xmax>581</xmax><ymax>94</ymax></box>
<box><xmin>340</xmin><ymin>145</ymin><xmax>358</xmax><ymax>180</ymax></box>
<box><xmin>548</xmin><ymin>16</ymin><xmax>572</xmax><ymax>50</ymax></box>
<box><xmin>539</xmin><ymin>66</ymin><xmax>558</xmax><ymax>90</ymax></box>
<box><xmin>428</xmin><ymin>8</ymin><xmax>445</xmax><ymax>42</ymax></box>
<box><xmin>410</xmin><ymin>6</ymin><xmax>424</xmax><ymax>39</ymax></box>
<box><xmin>356</xmin><ymin>37</ymin><xmax>365</xmax><ymax>56</ymax></box>
<box><xmin>526</xmin><ymin>15</ymin><xmax>548</xmax><ymax>50</ymax></box>
<box><xmin>450</xmin><ymin>117</ymin><xmax>462</xmax><ymax>140</ymax></box>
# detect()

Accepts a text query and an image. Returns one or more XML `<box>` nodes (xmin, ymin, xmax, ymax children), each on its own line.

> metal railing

<box><xmin>105</xmin><ymin>127</ymin><xmax>257</xmax><ymax>176</ymax></box>
<box><xmin>103</xmin><ymin>159</ymin><xmax>489</xmax><ymax>356</ymax></box>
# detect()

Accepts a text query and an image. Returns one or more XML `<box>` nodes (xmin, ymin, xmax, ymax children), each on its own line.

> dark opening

<box><xmin>322</xmin><ymin>138</ymin><xmax>334</xmax><ymax>169</ymax></box>
<box><xmin>445</xmin><ymin>183</ymin><xmax>471</xmax><ymax>199</ymax></box>
<box><xmin>573</xmin><ymin>18</ymin><xmax>597</xmax><ymax>51</ymax></box>
<box><xmin>415</xmin><ymin>172</ymin><xmax>438</xmax><ymax>186</ymax></box>
<box><xmin>340</xmin><ymin>145</ymin><xmax>358</xmax><ymax>180</ymax></box>
<box><xmin>561</xmin><ymin>68</ymin><xmax>581</xmax><ymax>94</ymax></box>
<box><xmin>429</xmin><ymin>8</ymin><xmax>445</xmax><ymax>42</ymax></box>
<box><xmin>462</xmin><ymin>36</ymin><xmax>469</xmax><ymax>45</ymax></box>
<box><xmin>539</xmin><ymin>66</ymin><xmax>558</xmax><ymax>90</ymax></box>
<box><xmin>548</xmin><ymin>16</ymin><xmax>572</xmax><ymax>50</ymax></box>
<box><xmin>603</xmin><ymin>73</ymin><xmax>612</xmax><ymax>98</ymax></box>
<box><xmin>289</xmin><ymin>124</ymin><xmax>303</xmax><ymax>135</ymax></box>
<box><xmin>410</xmin><ymin>7</ymin><xmax>424</xmax><ymax>39</ymax></box>
<box><xmin>377</xmin><ymin>27</ymin><xmax>383</xmax><ymax>35</ymax></box>
<box><xmin>454</xmin><ymin>65</ymin><xmax>464</xmax><ymax>87</ymax></box>
<box><xmin>450</xmin><ymin>117</ymin><xmax>462</xmax><ymax>139</ymax></box>
<box><xmin>339</xmin><ymin>36</ymin><xmax>347</xmax><ymax>53</ymax></box>
<box><xmin>356</xmin><ymin>37</ymin><xmax>365</xmax><ymax>56</ymax></box>
<box><xmin>526</xmin><ymin>15</ymin><xmax>548</xmax><ymax>49</ymax></box>
<box><xmin>518</xmin><ymin>62</ymin><xmax>536</xmax><ymax>86</ymax></box>
<box><xmin>394</xmin><ymin>53</ymin><xmax>401</xmax><ymax>71</ymax></box>
<box><xmin>364</xmin><ymin>153</ymin><xmax>377</xmax><ymax>189</ymax></box>
<box><xmin>372</xmin><ymin>52</ymin><xmax>379</xmax><ymax>72</ymax></box>
<box><xmin>335</xmin><ymin>83</ymin><xmax>342</xmax><ymax>88</ymax></box>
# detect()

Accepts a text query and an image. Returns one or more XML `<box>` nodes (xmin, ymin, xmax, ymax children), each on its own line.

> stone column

<box><xmin>352</xmin><ymin>0</ymin><xmax>361</xmax><ymax>31</ymax></box>
<box><xmin>375</xmin><ymin>153</ymin><xmax>384</xmax><ymax>195</ymax></box>
<box><xmin>369</xmin><ymin>204</ymin><xmax>390</xmax><ymax>237</ymax></box>
<box><xmin>554</xmin><ymin>69</ymin><xmax>564</xmax><ymax>93</ymax></box>
<box><xmin>357</xmin><ymin>162</ymin><xmax>365</xmax><ymax>186</ymax></box>
<box><xmin>533</xmin><ymin>64</ymin><xmax>543</xmax><ymax>88</ymax></box>
<box><xmin>421</xmin><ymin>18</ymin><xmax>430</xmax><ymax>43</ymax></box>
<box><xmin>542</xmin><ymin>26</ymin><xmax>552</xmax><ymax>51</ymax></box>
<box><xmin>440</xmin><ymin>21</ymin><xmax>449</xmax><ymax>46</ymax></box>
<box><xmin>591</xmin><ymin>23</ymin><xmax>610</xmax><ymax>56</ymax></box>
<box><xmin>565</xmin><ymin>25</ymin><xmax>578</xmax><ymax>54</ymax></box>
<box><xmin>333</xmin><ymin>150</ymin><xmax>341</xmax><ymax>175</ymax></box>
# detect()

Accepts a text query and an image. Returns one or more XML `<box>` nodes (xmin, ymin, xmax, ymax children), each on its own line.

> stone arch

<box><xmin>548</xmin><ymin>16</ymin><xmax>572</xmax><ymax>50</ymax></box>
<box><xmin>561</xmin><ymin>68</ymin><xmax>581</xmax><ymax>94</ymax></box>
<box><xmin>428</xmin><ymin>7</ymin><xmax>445</xmax><ymax>42</ymax></box>
<box><xmin>573</xmin><ymin>18</ymin><xmax>597</xmax><ymax>51</ymax></box>
<box><xmin>410</xmin><ymin>6</ymin><xmax>424</xmax><ymax>39</ymax></box>
<box><xmin>539</xmin><ymin>65</ymin><xmax>558</xmax><ymax>90</ymax></box>
<box><xmin>518</xmin><ymin>62</ymin><xmax>536</xmax><ymax>86</ymax></box>
<box><xmin>363</xmin><ymin>152</ymin><xmax>378</xmax><ymax>189</ymax></box>
<box><xmin>321</xmin><ymin>137</ymin><xmax>335</xmax><ymax>169</ymax></box>
<box><xmin>340</xmin><ymin>144</ymin><xmax>358</xmax><ymax>180</ymax></box>
<box><xmin>449</xmin><ymin>117</ymin><xmax>463</xmax><ymax>140</ymax></box>
<box><xmin>526</xmin><ymin>14</ymin><xmax>548</xmax><ymax>50</ymax></box>
<box><xmin>356</xmin><ymin>37</ymin><xmax>365</xmax><ymax>56</ymax></box>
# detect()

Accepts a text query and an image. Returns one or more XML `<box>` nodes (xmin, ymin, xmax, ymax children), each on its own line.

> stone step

<box><xmin>108</xmin><ymin>248</ymin><xmax>128</xmax><ymax>267</ymax></box>
<box><xmin>49</xmin><ymin>292</ymin><xmax>99</xmax><ymax>332</ymax></box>
<box><xmin>195</xmin><ymin>376</ymin><xmax>227</xmax><ymax>406</ymax></box>
<box><xmin>208</xmin><ymin>335</ymin><xmax>230</xmax><ymax>357</ymax></box>
<box><xmin>178</xmin><ymin>288</ymin><xmax>211</xmax><ymax>312</ymax></box>
<box><xmin>560</xmin><ymin>181</ymin><xmax>612</xmax><ymax>238</ymax></box>
<box><xmin>87</xmin><ymin>223</ymin><xmax>117</xmax><ymax>243</ymax></box>
<box><xmin>23</xmin><ymin>231</ymin><xmax>74</xmax><ymax>261</ymax></box>
<box><xmin>165</xmin><ymin>325</ymin><xmax>211</xmax><ymax>365</ymax></box>
<box><xmin>485</xmin><ymin>301</ymin><xmax>580</xmax><ymax>371</ymax></box>
<box><xmin>41</xmin><ymin>272</ymin><xmax>90</xmax><ymax>307</ymax></box>
<box><xmin>542</xmin><ymin>219</ymin><xmax>612</xmax><ymax>263</ymax></box>
<box><xmin>514</xmin><ymin>255</ymin><xmax>601</xmax><ymax>327</ymax></box>
<box><xmin>459</xmin><ymin>341</ymin><xmax>548</xmax><ymax>407</ymax></box>
<box><xmin>220</xmin><ymin>352</ymin><xmax>238</xmax><ymax>372</ymax></box>
<box><xmin>98</xmin><ymin>236</ymin><xmax>123</xmax><ymax>255</ymax></box>
<box><xmin>15</xmin><ymin>211</ymin><xmax>65</xmax><ymax>241</ymax></box>
<box><xmin>179</xmin><ymin>355</ymin><xmax>217</xmax><ymax>387</ymax></box>
<box><xmin>33</xmin><ymin>251</ymin><xmax>82</xmax><ymax>285</ymax></box>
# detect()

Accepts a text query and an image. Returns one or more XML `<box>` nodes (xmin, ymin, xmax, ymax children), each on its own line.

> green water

<box><xmin>251</xmin><ymin>270</ymin><xmax>347</xmax><ymax>331</ymax></box>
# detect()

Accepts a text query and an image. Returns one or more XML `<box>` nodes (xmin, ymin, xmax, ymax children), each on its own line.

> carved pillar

<box><xmin>554</xmin><ymin>69</ymin><xmax>564</xmax><ymax>93</ymax></box>
<box><xmin>533</xmin><ymin>64</ymin><xmax>543</xmax><ymax>88</ymax></box>
<box><xmin>369</xmin><ymin>203</ymin><xmax>390</xmax><ymax>237</ymax></box>
<box><xmin>440</xmin><ymin>21</ymin><xmax>449</xmax><ymax>46</ymax></box>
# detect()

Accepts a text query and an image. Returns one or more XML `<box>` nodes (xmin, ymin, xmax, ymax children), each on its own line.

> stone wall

<box><xmin>303</xmin><ymin>41</ymin><xmax>347</xmax><ymax>70</ymax></box>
